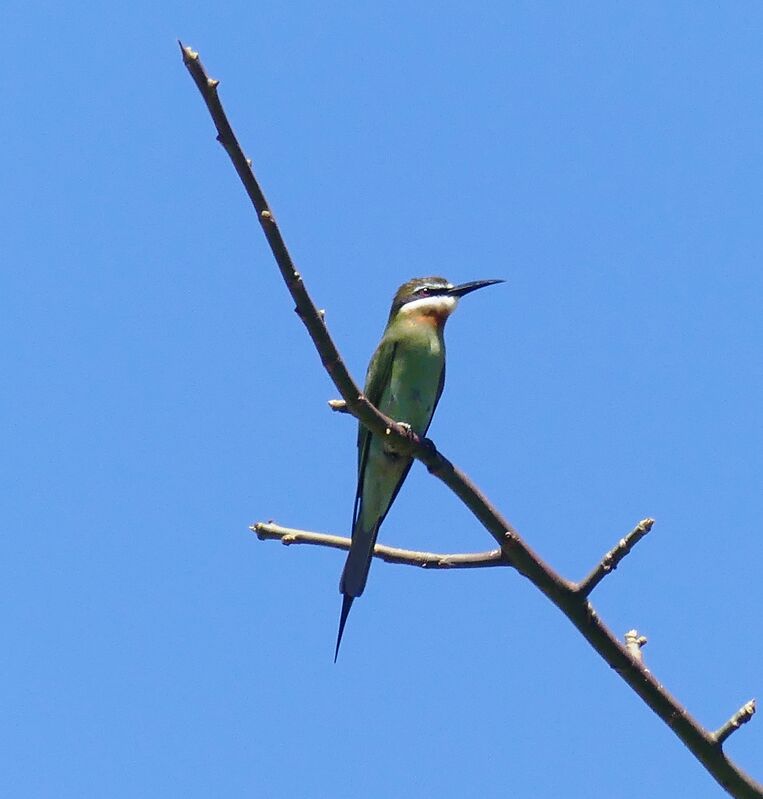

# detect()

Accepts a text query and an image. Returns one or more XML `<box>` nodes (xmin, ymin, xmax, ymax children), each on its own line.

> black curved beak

<box><xmin>447</xmin><ymin>279</ymin><xmax>505</xmax><ymax>298</ymax></box>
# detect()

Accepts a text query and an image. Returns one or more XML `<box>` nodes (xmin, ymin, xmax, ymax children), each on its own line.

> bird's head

<box><xmin>388</xmin><ymin>276</ymin><xmax>504</xmax><ymax>324</ymax></box>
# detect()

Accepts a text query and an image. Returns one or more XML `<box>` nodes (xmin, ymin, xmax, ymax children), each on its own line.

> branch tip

<box><xmin>577</xmin><ymin>519</ymin><xmax>654</xmax><ymax>596</ymax></box>
<box><xmin>714</xmin><ymin>700</ymin><xmax>756</xmax><ymax>745</ymax></box>
<box><xmin>178</xmin><ymin>41</ymin><xmax>198</xmax><ymax>62</ymax></box>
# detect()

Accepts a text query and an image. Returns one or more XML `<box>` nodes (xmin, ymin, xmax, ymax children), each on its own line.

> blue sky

<box><xmin>3</xmin><ymin>2</ymin><xmax>762</xmax><ymax>797</ymax></box>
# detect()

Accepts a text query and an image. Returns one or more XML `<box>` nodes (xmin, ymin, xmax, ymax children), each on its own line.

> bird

<box><xmin>335</xmin><ymin>275</ymin><xmax>504</xmax><ymax>659</ymax></box>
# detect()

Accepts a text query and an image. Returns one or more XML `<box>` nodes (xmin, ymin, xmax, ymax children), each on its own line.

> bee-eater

<box><xmin>335</xmin><ymin>276</ymin><xmax>504</xmax><ymax>659</ymax></box>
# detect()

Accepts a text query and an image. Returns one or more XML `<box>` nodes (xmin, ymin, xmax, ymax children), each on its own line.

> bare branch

<box><xmin>577</xmin><ymin>518</ymin><xmax>654</xmax><ymax>596</ymax></box>
<box><xmin>715</xmin><ymin>701</ymin><xmax>757</xmax><ymax>746</ymax></box>
<box><xmin>181</xmin><ymin>45</ymin><xmax>762</xmax><ymax>799</ymax></box>
<box><xmin>252</xmin><ymin>522</ymin><xmax>506</xmax><ymax>569</ymax></box>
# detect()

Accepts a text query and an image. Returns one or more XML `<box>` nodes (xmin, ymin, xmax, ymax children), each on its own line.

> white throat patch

<box><xmin>399</xmin><ymin>295</ymin><xmax>458</xmax><ymax>317</ymax></box>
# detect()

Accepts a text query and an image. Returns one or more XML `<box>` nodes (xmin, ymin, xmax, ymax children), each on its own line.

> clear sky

<box><xmin>3</xmin><ymin>2</ymin><xmax>762</xmax><ymax>797</ymax></box>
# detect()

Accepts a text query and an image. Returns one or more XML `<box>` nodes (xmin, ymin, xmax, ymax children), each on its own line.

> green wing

<box><xmin>428</xmin><ymin>359</ymin><xmax>446</xmax><ymax>435</ymax></box>
<box><xmin>356</xmin><ymin>338</ymin><xmax>397</xmax><ymax>459</ymax></box>
<box><xmin>352</xmin><ymin>338</ymin><xmax>397</xmax><ymax>529</ymax></box>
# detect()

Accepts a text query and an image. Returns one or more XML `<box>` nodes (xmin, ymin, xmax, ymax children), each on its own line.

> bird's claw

<box><xmin>383</xmin><ymin>423</ymin><xmax>439</xmax><ymax>462</ymax></box>
<box><xmin>383</xmin><ymin>421</ymin><xmax>415</xmax><ymax>455</ymax></box>
<box><xmin>396</xmin><ymin>421</ymin><xmax>413</xmax><ymax>437</ymax></box>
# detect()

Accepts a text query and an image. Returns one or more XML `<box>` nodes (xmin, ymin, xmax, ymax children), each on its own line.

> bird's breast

<box><xmin>381</xmin><ymin>335</ymin><xmax>444</xmax><ymax>434</ymax></box>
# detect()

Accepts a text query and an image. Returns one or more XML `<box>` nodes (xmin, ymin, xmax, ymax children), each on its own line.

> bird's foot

<box><xmin>383</xmin><ymin>421</ymin><xmax>414</xmax><ymax>456</ymax></box>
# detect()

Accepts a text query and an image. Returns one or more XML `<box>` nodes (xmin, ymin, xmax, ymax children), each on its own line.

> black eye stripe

<box><xmin>409</xmin><ymin>284</ymin><xmax>450</xmax><ymax>300</ymax></box>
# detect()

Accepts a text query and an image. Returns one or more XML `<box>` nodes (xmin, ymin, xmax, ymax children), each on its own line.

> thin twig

<box><xmin>180</xmin><ymin>44</ymin><xmax>761</xmax><ymax>799</ymax></box>
<box><xmin>252</xmin><ymin>522</ymin><xmax>506</xmax><ymax>568</ymax></box>
<box><xmin>577</xmin><ymin>519</ymin><xmax>655</xmax><ymax>596</ymax></box>
<box><xmin>715</xmin><ymin>702</ymin><xmax>757</xmax><ymax>745</ymax></box>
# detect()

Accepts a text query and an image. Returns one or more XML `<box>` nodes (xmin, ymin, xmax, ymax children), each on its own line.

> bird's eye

<box><xmin>417</xmin><ymin>287</ymin><xmax>429</xmax><ymax>297</ymax></box>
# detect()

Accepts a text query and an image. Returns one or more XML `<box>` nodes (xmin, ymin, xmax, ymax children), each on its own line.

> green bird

<box><xmin>335</xmin><ymin>276</ymin><xmax>503</xmax><ymax>659</ymax></box>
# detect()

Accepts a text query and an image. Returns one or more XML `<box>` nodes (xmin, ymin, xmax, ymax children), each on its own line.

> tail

<box><xmin>334</xmin><ymin>519</ymin><xmax>379</xmax><ymax>661</ymax></box>
<box><xmin>334</xmin><ymin>594</ymin><xmax>354</xmax><ymax>662</ymax></box>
